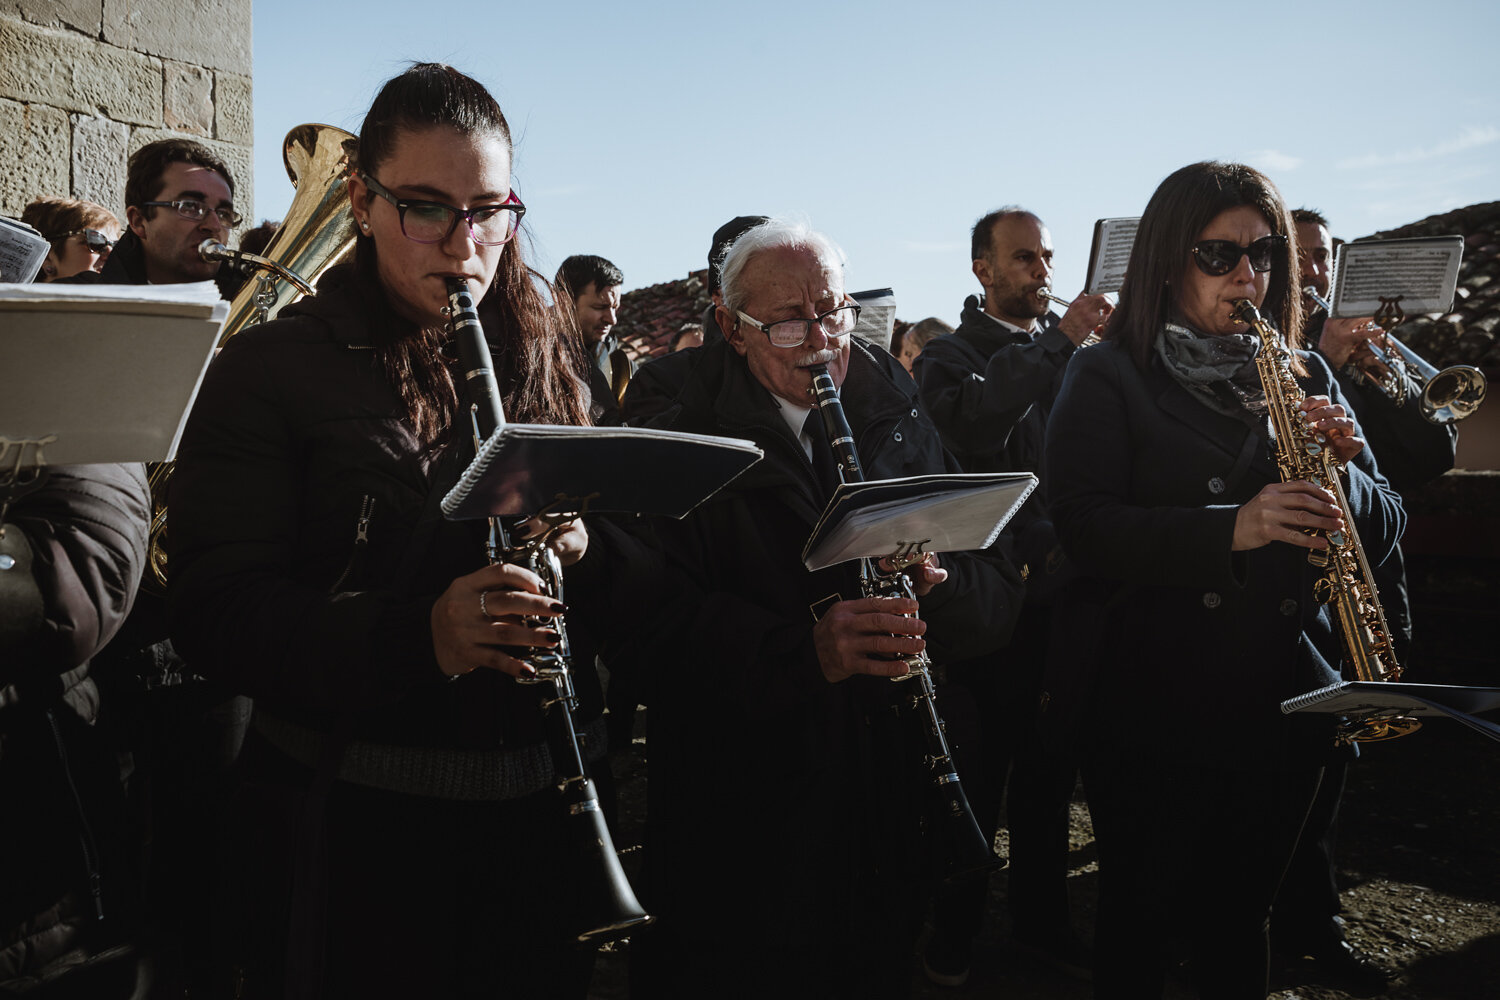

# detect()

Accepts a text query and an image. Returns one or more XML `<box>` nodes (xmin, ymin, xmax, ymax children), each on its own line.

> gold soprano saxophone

<box><xmin>1232</xmin><ymin>299</ymin><xmax>1419</xmax><ymax>744</ymax></box>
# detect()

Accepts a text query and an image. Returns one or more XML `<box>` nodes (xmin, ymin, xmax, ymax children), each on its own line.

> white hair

<box><xmin>718</xmin><ymin>216</ymin><xmax>848</xmax><ymax>315</ymax></box>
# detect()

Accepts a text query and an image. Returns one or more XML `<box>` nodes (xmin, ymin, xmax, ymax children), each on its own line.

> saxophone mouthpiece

<box><xmin>1230</xmin><ymin>298</ymin><xmax>1260</xmax><ymax>325</ymax></box>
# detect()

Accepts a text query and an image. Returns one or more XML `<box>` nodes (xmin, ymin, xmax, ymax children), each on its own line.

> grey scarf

<box><xmin>1155</xmin><ymin>322</ymin><xmax>1267</xmax><ymax>419</ymax></box>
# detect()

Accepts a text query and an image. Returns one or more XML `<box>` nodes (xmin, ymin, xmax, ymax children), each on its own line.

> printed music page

<box><xmin>1331</xmin><ymin>236</ymin><xmax>1464</xmax><ymax>318</ymax></box>
<box><xmin>0</xmin><ymin>216</ymin><xmax>48</xmax><ymax>283</ymax></box>
<box><xmin>442</xmin><ymin>425</ymin><xmax>763</xmax><ymax>521</ymax></box>
<box><xmin>801</xmin><ymin>472</ymin><xmax>1037</xmax><ymax>572</ymax></box>
<box><xmin>1085</xmin><ymin>217</ymin><xmax>1139</xmax><ymax>295</ymax></box>
<box><xmin>0</xmin><ymin>283</ymin><xmax>226</xmax><ymax>466</ymax></box>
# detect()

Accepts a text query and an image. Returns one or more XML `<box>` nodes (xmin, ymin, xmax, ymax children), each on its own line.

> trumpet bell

<box><xmin>1422</xmin><ymin>364</ymin><xmax>1487</xmax><ymax>424</ymax></box>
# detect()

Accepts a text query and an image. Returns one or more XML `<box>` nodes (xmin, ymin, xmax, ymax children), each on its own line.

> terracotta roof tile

<box><xmin>614</xmin><ymin>269</ymin><xmax>713</xmax><ymax>362</ymax></box>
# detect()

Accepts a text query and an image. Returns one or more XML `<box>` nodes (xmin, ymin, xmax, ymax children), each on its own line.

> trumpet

<box><xmin>808</xmin><ymin>364</ymin><xmax>1000</xmax><ymax>883</ymax></box>
<box><xmin>1039</xmin><ymin>287</ymin><xmax>1103</xmax><ymax>347</ymax></box>
<box><xmin>445</xmin><ymin>278</ymin><xmax>652</xmax><ymax>944</ymax></box>
<box><xmin>1303</xmin><ymin>285</ymin><xmax>1486</xmax><ymax>424</ymax></box>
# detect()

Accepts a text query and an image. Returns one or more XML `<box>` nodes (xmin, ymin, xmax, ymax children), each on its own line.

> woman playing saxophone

<box><xmin>1043</xmin><ymin>162</ymin><xmax>1404</xmax><ymax>997</ymax></box>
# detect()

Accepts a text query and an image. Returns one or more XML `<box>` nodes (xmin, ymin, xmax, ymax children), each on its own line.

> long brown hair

<box><xmin>354</xmin><ymin>63</ymin><xmax>591</xmax><ymax>445</ymax></box>
<box><xmin>1105</xmin><ymin>161</ymin><xmax>1305</xmax><ymax>376</ymax></box>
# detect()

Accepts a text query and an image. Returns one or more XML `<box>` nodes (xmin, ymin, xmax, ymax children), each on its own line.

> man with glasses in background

<box><xmin>618</xmin><ymin>217</ymin><xmax>1023</xmax><ymax>997</ymax></box>
<box><xmin>74</xmin><ymin>137</ymin><xmax>249</xmax><ymax>998</ymax></box>
<box><xmin>74</xmin><ymin>138</ymin><xmax>243</xmax><ymax>292</ymax></box>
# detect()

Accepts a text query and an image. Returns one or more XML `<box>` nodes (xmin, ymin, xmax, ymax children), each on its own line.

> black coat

<box><xmin>623</xmin><ymin>337</ymin><xmax>1023</xmax><ymax>994</ymax></box>
<box><xmin>1043</xmin><ymin>341</ymin><xmax>1406</xmax><ymax>760</ymax></box>
<box><xmin>167</xmin><ymin>262</ymin><xmax>631</xmax><ymax>751</ymax></box>
<box><xmin>1</xmin><ymin>464</ymin><xmax>148</xmax><ymax>983</ymax></box>
<box><xmin>915</xmin><ymin>295</ymin><xmax>1075</xmax><ymax>596</ymax></box>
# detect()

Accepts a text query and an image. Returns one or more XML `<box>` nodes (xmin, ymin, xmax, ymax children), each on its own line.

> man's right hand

<box><xmin>1318</xmin><ymin>317</ymin><xmax>1379</xmax><ymax>369</ymax></box>
<box><xmin>1057</xmin><ymin>292</ymin><xmax>1114</xmax><ymax>346</ymax></box>
<box><xmin>812</xmin><ymin>595</ymin><xmax>926</xmax><ymax>683</ymax></box>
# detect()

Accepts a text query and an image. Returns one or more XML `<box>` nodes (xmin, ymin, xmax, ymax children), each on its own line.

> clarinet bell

<box><xmin>929</xmin><ymin>779</ymin><xmax>1003</xmax><ymax>883</ymax></box>
<box><xmin>565</xmin><ymin>777</ymin><xmax>654</xmax><ymax>944</ymax></box>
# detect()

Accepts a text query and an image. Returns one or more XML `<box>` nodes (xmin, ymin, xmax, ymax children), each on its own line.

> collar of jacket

<box><xmin>661</xmin><ymin>337</ymin><xmax>916</xmax><ymax>494</ymax></box>
<box><xmin>97</xmin><ymin>228</ymin><xmax>149</xmax><ymax>284</ymax></box>
<box><xmin>957</xmin><ymin>293</ymin><xmax>1058</xmax><ymax>350</ymax></box>
<box><xmin>86</xmin><ymin>227</ymin><xmax>239</xmax><ymax>298</ymax></box>
<box><xmin>276</xmin><ymin>260</ymin><xmax>423</xmax><ymax>350</ymax></box>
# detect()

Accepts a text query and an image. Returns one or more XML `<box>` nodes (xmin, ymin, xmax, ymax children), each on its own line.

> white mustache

<box><xmin>795</xmin><ymin>349</ymin><xmax>841</xmax><ymax>367</ymax></box>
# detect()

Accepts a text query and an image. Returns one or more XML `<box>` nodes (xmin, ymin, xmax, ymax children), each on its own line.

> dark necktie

<box><xmin>802</xmin><ymin>409</ymin><xmax>842</xmax><ymax>502</ymax></box>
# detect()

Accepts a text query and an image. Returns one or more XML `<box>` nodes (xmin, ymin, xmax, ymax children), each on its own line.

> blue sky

<box><xmin>251</xmin><ymin>0</ymin><xmax>1499</xmax><ymax>325</ymax></box>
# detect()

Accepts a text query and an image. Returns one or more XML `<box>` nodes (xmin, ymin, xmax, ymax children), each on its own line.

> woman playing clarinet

<box><xmin>168</xmin><ymin>64</ymin><xmax>631</xmax><ymax>998</ymax></box>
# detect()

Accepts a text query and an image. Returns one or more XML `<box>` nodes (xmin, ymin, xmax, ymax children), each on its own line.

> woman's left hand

<box><xmin>521</xmin><ymin>516</ymin><xmax>589</xmax><ymax>566</ymax></box>
<box><xmin>1300</xmin><ymin>395</ymin><xmax>1364</xmax><ymax>464</ymax></box>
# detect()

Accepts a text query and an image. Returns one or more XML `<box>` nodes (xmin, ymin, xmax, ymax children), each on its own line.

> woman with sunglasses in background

<box><xmin>20</xmin><ymin>197</ymin><xmax>119</xmax><ymax>279</ymax></box>
<box><xmin>168</xmin><ymin>64</ymin><xmax>638</xmax><ymax>999</ymax></box>
<box><xmin>1041</xmin><ymin>161</ymin><xmax>1403</xmax><ymax>998</ymax></box>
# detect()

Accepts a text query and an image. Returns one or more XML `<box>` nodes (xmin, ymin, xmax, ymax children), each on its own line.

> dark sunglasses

<box><xmin>1190</xmin><ymin>235</ymin><xmax>1285</xmax><ymax>276</ymax></box>
<box><xmin>50</xmin><ymin>228</ymin><xmax>116</xmax><ymax>253</ymax></box>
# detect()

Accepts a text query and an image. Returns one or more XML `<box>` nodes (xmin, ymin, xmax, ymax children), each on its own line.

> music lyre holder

<box><xmin>0</xmin><ymin>436</ymin><xmax>56</xmax><ymax>536</ymax></box>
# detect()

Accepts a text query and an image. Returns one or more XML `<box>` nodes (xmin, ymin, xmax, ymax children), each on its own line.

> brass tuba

<box><xmin>145</xmin><ymin>124</ymin><xmax>358</xmax><ymax>590</ymax></box>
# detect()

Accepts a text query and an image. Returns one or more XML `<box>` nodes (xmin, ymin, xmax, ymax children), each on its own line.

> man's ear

<box><xmin>971</xmin><ymin>256</ymin><xmax>991</xmax><ymax>287</ymax></box>
<box><xmin>126</xmin><ymin>205</ymin><xmax>148</xmax><ymax>240</ymax></box>
<box><xmin>718</xmin><ymin>304</ymin><xmax>748</xmax><ymax>356</ymax></box>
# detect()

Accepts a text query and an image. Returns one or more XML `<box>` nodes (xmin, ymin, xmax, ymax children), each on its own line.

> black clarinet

<box><xmin>807</xmin><ymin>365</ymin><xmax>999</xmax><ymax>882</ymax></box>
<box><xmin>446</xmin><ymin>278</ymin><xmax>652</xmax><ymax>943</ymax></box>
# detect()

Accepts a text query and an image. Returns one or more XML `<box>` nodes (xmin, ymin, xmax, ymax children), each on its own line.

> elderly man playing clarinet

<box><xmin>613</xmin><ymin>218</ymin><xmax>1024</xmax><ymax>999</ymax></box>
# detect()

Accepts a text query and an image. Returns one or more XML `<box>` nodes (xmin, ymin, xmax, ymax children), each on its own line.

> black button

<box><xmin>1203</xmin><ymin>592</ymin><xmax>1222</xmax><ymax>609</ymax></box>
<box><xmin>1208</xmin><ymin>476</ymin><xmax>1226</xmax><ymax>495</ymax></box>
<box><xmin>1280</xmin><ymin>599</ymin><xmax>1298</xmax><ymax>616</ymax></box>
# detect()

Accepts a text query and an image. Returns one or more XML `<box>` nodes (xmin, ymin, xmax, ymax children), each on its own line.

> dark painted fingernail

<box><xmin>549</xmin><ymin>602</ymin><xmax>567</xmax><ymax>614</ymax></box>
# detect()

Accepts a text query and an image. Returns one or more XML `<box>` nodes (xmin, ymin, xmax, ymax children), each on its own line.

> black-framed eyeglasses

<box><xmin>1190</xmin><ymin>235</ymin><xmax>1285</xmax><ymax>277</ymax></box>
<box><xmin>360</xmin><ymin>173</ymin><xmax>525</xmax><ymax>246</ymax></box>
<box><xmin>50</xmin><ymin>229</ymin><xmax>115</xmax><ymax>253</ymax></box>
<box><xmin>140</xmin><ymin>199</ymin><xmax>242</xmax><ymax>228</ymax></box>
<box><xmin>735</xmin><ymin>303</ymin><xmax>861</xmax><ymax>349</ymax></box>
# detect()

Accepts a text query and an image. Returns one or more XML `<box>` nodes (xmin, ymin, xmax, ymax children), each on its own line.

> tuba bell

<box><xmin>145</xmin><ymin>124</ymin><xmax>358</xmax><ymax>590</ymax></box>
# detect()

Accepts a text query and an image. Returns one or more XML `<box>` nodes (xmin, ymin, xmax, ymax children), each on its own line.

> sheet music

<box><xmin>1085</xmin><ymin>217</ymin><xmax>1139</xmax><ymax>295</ymax></box>
<box><xmin>1330</xmin><ymin>236</ymin><xmax>1464</xmax><ymax>318</ymax></box>
<box><xmin>0</xmin><ymin>216</ymin><xmax>49</xmax><ymax>283</ymax></box>
<box><xmin>801</xmin><ymin>472</ymin><xmax>1036</xmax><ymax>572</ymax></box>
<box><xmin>0</xmin><ymin>284</ymin><xmax>227</xmax><ymax>465</ymax></box>
<box><xmin>851</xmin><ymin>287</ymin><xmax>896</xmax><ymax>351</ymax></box>
<box><xmin>441</xmin><ymin>424</ymin><xmax>763</xmax><ymax>520</ymax></box>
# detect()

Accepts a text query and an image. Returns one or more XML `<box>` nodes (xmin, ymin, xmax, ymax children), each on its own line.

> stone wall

<box><xmin>0</xmin><ymin>0</ymin><xmax>252</xmax><ymax>232</ymax></box>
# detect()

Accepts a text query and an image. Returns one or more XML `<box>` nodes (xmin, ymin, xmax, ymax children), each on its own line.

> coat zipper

<box><xmin>331</xmin><ymin>495</ymin><xmax>376</xmax><ymax>592</ymax></box>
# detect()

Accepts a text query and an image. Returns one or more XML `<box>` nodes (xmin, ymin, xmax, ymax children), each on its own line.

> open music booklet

<box><xmin>1084</xmin><ymin>217</ymin><xmax>1140</xmax><ymax>295</ymax></box>
<box><xmin>0</xmin><ymin>281</ymin><xmax>227</xmax><ymax>466</ymax></box>
<box><xmin>801</xmin><ymin>472</ymin><xmax>1037</xmax><ymax>573</ymax></box>
<box><xmin>1329</xmin><ymin>236</ymin><xmax>1464</xmax><ymax>319</ymax></box>
<box><xmin>440</xmin><ymin>424</ymin><xmax>763</xmax><ymax>521</ymax></box>
<box><xmin>0</xmin><ymin>216</ymin><xmax>49</xmax><ymax>283</ymax></box>
<box><xmin>1282</xmin><ymin>681</ymin><xmax>1500</xmax><ymax>743</ymax></box>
